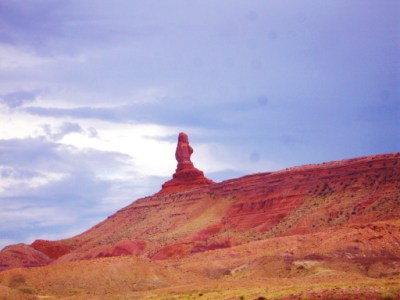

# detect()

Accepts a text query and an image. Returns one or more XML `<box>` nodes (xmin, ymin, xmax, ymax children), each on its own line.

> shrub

<box><xmin>17</xmin><ymin>286</ymin><xmax>34</xmax><ymax>294</ymax></box>
<box><xmin>8</xmin><ymin>273</ymin><xmax>26</xmax><ymax>288</ymax></box>
<box><xmin>381</xmin><ymin>292</ymin><xmax>394</xmax><ymax>300</ymax></box>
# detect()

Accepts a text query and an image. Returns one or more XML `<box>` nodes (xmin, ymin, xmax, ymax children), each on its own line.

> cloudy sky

<box><xmin>0</xmin><ymin>0</ymin><xmax>399</xmax><ymax>250</ymax></box>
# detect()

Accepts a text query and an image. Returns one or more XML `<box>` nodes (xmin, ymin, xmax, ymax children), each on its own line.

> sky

<box><xmin>0</xmin><ymin>0</ymin><xmax>399</xmax><ymax>250</ymax></box>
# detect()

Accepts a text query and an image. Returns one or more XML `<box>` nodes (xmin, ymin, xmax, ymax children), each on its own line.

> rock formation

<box><xmin>158</xmin><ymin>132</ymin><xmax>214</xmax><ymax>194</ymax></box>
<box><xmin>0</xmin><ymin>151</ymin><xmax>399</xmax><ymax>296</ymax></box>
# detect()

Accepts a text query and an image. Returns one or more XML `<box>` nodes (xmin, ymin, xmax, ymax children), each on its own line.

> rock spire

<box><xmin>158</xmin><ymin>132</ymin><xmax>214</xmax><ymax>194</ymax></box>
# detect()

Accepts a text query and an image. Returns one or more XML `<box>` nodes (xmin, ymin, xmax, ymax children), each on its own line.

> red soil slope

<box><xmin>0</xmin><ymin>219</ymin><xmax>399</xmax><ymax>299</ymax></box>
<box><xmin>1</xmin><ymin>152</ymin><xmax>399</xmax><ymax>272</ymax></box>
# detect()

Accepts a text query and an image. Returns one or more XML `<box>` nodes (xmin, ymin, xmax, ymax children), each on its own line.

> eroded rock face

<box><xmin>30</xmin><ymin>240</ymin><xmax>72</xmax><ymax>260</ymax></box>
<box><xmin>159</xmin><ymin>132</ymin><xmax>214</xmax><ymax>194</ymax></box>
<box><xmin>0</xmin><ymin>244</ymin><xmax>52</xmax><ymax>272</ymax></box>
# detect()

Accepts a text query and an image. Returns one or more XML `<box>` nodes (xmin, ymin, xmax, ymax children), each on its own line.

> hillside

<box><xmin>0</xmin><ymin>133</ymin><xmax>399</xmax><ymax>299</ymax></box>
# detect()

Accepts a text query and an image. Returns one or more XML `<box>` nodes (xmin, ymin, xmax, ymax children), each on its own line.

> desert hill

<box><xmin>0</xmin><ymin>133</ymin><xmax>399</xmax><ymax>299</ymax></box>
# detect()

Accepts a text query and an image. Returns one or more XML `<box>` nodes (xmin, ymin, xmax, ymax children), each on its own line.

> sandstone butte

<box><xmin>0</xmin><ymin>133</ymin><xmax>399</xmax><ymax>299</ymax></box>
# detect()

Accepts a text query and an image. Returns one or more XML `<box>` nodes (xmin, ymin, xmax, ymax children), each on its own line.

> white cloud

<box><xmin>0</xmin><ymin>107</ymin><xmax>84</xmax><ymax>140</ymax></box>
<box><xmin>0</xmin><ymin>44</ymin><xmax>51</xmax><ymax>69</ymax></box>
<box><xmin>0</xmin><ymin>206</ymin><xmax>75</xmax><ymax>229</ymax></box>
<box><xmin>0</xmin><ymin>168</ymin><xmax>65</xmax><ymax>193</ymax></box>
<box><xmin>0</xmin><ymin>102</ymin><xmax>277</xmax><ymax>181</ymax></box>
<box><xmin>60</xmin><ymin>121</ymin><xmax>179</xmax><ymax>176</ymax></box>
<box><xmin>0</xmin><ymin>44</ymin><xmax>86</xmax><ymax>70</ymax></box>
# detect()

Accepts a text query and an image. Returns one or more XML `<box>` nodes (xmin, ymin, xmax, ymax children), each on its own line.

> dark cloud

<box><xmin>0</xmin><ymin>0</ymin><xmax>165</xmax><ymax>55</ymax></box>
<box><xmin>23</xmin><ymin>102</ymin><xmax>224</xmax><ymax>127</ymax></box>
<box><xmin>0</xmin><ymin>1</ymin><xmax>72</xmax><ymax>53</ymax></box>
<box><xmin>0</xmin><ymin>137</ymin><xmax>59</xmax><ymax>168</ymax></box>
<box><xmin>0</xmin><ymin>137</ymin><xmax>131</xmax><ymax>172</ymax></box>
<box><xmin>22</xmin><ymin>95</ymin><xmax>274</xmax><ymax>128</ymax></box>
<box><xmin>24</xmin><ymin>106</ymin><xmax>128</xmax><ymax>122</ymax></box>
<box><xmin>0</xmin><ymin>90</ymin><xmax>39</xmax><ymax>108</ymax></box>
<box><xmin>22</xmin><ymin>88</ymin><xmax>399</xmax><ymax>166</ymax></box>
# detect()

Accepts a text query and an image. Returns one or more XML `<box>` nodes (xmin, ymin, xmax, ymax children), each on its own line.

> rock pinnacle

<box><xmin>158</xmin><ymin>132</ymin><xmax>214</xmax><ymax>194</ymax></box>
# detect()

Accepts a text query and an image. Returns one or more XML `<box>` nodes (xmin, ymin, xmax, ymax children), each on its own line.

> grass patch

<box><xmin>141</xmin><ymin>278</ymin><xmax>400</xmax><ymax>300</ymax></box>
<box><xmin>7</xmin><ymin>273</ymin><xmax>36</xmax><ymax>294</ymax></box>
<box><xmin>8</xmin><ymin>273</ymin><xmax>26</xmax><ymax>288</ymax></box>
<box><xmin>68</xmin><ymin>288</ymin><xmax>84</xmax><ymax>296</ymax></box>
<box><xmin>17</xmin><ymin>285</ymin><xmax>35</xmax><ymax>294</ymax></box>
